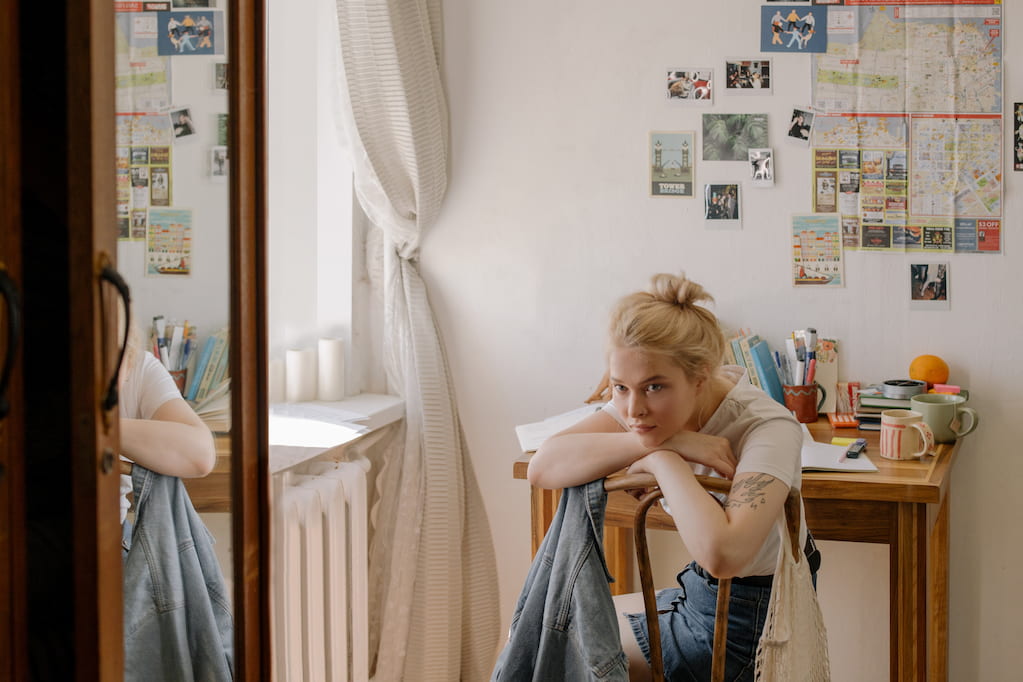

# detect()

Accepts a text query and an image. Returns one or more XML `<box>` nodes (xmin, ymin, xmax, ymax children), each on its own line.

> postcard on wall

<box><xmin>748</xmin><ymin>148</ymin><xmax>774</xmax><ymax>187</ymax></box>
<box><xmin>649</xmin><ymin>131</ymin><xmax>696</xmax><ymax>197</ymax></box>
<box><xmin>213</xmin><ymin>61</ymin><xmax>228</xmax><ymax>92</ymax></box>
<box><xmin>792</xmin><ymin>214</ymin><xmax>843</xmax><ymax>287</ymax></box>
<box><xmin>150</xmin><ymin>166</ymin><xmax>172</xmax><ymax>207</ymax></box>
<box><xmin>724</xmin><ymin>59</ymin><xmax>772</xmax><ymax>94</ymax></box>
<box><xmin>210</xmin><ymin>146</ymin><xmax>228</xmax><ymax>181</ymax></box>
<box><xmin>761</xmin><ymin>5</ymin><xmax>827</xmax><ymax>53</ymax></box>
<box><xmin>702</xmin><ymin>113</ymin><xmax>768</xmax><ymax>161</ymax></box>
<box><xmin>666</xmin><ymin>69</ymin><xmax>713</xmax><ymax>103</ymax></box>
<box><xmin>157</xmin><ymin>11</ymin><xmax>225</xmax><ymax>56</ymax></box>
<box><xmin>909</xmin><ymin>263</ymin><xmax>949</xmax><ymax>311</ymax></box>
<box><xmin>170</xmin><ymin>106</ymin><xmax>196</xmax><ymax>139</ymax></box>
<box><xmin>704</xmin><ymin>184</ymin><xmax>741</xmax><ymax>228</ymax></box>
<box><xmin>788</xmin><ymin>107</ymin><xmax>814</xmax><ymax>146</ymax></box>
<box><xmin>146</xmin><ymin>208</ymin><xmax>193</xmax><ymax>277</ymax></box>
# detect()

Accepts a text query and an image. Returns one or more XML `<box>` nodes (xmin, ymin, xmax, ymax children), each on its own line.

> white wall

<box><xmin>426</xmin><ymin>3</ymin><xmax>1022</xmax><ymax>680</ymax></box>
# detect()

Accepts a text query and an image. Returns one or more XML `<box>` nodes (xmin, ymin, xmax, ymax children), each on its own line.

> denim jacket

<box><xmin>123</xmin><ymin>465</ymin><xmax>234</xmax><ymax>681</ymax></box>
<box><xmin>492</xmin><ymin>479</ymin><xmax>628</xmax><ymax>681</ymax></box>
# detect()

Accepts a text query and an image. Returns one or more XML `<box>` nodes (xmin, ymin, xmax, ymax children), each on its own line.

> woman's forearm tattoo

<box><xmin>723</xmin><ymin>474</ymin><xmax>774</xmax><ymax>511</ymax></box>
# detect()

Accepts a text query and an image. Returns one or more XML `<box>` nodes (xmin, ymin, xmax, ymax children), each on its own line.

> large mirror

<box><xmin>114</xmin><ymin>1</ymin><xmax>237</xmax><ymax>676</ymax></box>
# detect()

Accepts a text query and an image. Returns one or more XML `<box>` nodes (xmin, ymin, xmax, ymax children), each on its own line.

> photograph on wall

<box><xmin>649</xmin><ymin>131</ymin><xmax>696</xmax><ymax>197</ymax></box>
<box><xmin>146</xmin><ymin>208</ymin><xmax>193</xmax><ymax>277</ymax></box>
<box><xmin>761</xmin><ymin>5</ymin><xmax>826</xmax><ymax>53</ymax></box>
<box><xmin>704</xmin><ymin>184</ymin><xmax>741</xmax><ymax>228</ymax></box>
<box><xmin>1015</xmin><ymin>103</ymin><xmax>1023</xmax><ymax>171</ymax></box>
<box><xmin>748</xmin><ymin>148</ymin><xmax>774</xmax><ymax>187</ymax></box>
<box><xmin>213</xmin><ymin>62</ymin><xmax>228</xmax><ymax>92</ymax></box>
<box><xmin>702</xmin><ymin>113</ymin><xmax>768</xmax><ymax>161</ymax></box>
<box><xmin>170</xmin><ymin>107</ymin><xmax>196</xmax><ymax>139</ymax></box>
<box><xmin>724</xmin><ymin>59</ymin><xmax>772</xmax><ymax>94</ymax></box>
<box><xmin>787</xmin><ymin>107</ymin><xmax>814</xmax><ymax>146</ymax></box>
<box><xmin>792</xmin><ymin>213</ymin><xmax>843</xmax><ymax>287</ymax></box>
<box><xmin>666</xmin><ymin>69</ymin><xmax>713</xmax><ymax>102</ymax></box>
<box><xmin>210</xmin><ymin>146</ymin><xmax>228</xmax><ymax>181</ymax></box>
<box><xmin>909</xmin><ymin>263</ymin><xmax>949</xmax><ymax>311</ymax></box>
<box><xmin>157</xmin><ymin>11</ymin><xmax>225</xmax><ymax>56</ymax></box>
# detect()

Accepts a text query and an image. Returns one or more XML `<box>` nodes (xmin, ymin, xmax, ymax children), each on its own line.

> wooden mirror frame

<box><xmin>228</xmin><ymin>0</ymin><xmax>272</xmax><ymax>677</ymax></box>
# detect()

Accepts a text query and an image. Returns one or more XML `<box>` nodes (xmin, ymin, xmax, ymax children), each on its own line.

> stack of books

<box><xmin>725</xmin><ymin>329</ymin><xmax>785</xmax><ymax>405</ymax></box>
<box><xmin>854</xmin><ymin>385</ymin><xmax>911</xmax><ymax>431</ymax></box>
<box><xmin>184</xmin><ymin>326</ymin><xmax>231</xmax><ymax>431</ymax></box>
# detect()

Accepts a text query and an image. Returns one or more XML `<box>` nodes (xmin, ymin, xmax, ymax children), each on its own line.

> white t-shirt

<box><xmin>602</xmin><ymin>365</ymin><xmax>804</xmax><ymax>576</ymax></box>
<box><xmin>119</xmin><ymin>351</ymin><xmax>182</xmax><ymax>523</ymax></box>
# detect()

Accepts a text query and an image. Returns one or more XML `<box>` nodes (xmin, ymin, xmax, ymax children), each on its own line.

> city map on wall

<box><xmin>809</xmin><ymin>3</ymin><xmax>1003</xmax><ymax>254</ymax></box>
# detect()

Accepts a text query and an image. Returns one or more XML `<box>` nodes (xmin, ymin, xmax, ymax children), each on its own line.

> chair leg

<box><xmin>712</xmin><ymin>578</ymin><xmax>731</xmax><ymax>682</ymax></box>
<box><xmin>634</xmin><ymin>489</ymin><xmax>665</xmax><ymax>682</ymax></box>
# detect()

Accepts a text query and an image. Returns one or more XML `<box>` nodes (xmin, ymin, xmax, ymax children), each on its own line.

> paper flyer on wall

<box><xmin>146</xmin><ymin>208</ymin><xmax>192</xmax><ymax>277</ymax></box>
<box><xmin>792</xmin><ymin>214</ymin><xmax>843</xmax><ymax>288</ymax></box>
<box><xmin>809</xmin><ymin>4</ymin><xmax>1002</xmax><ymax>254</ymax></box>
<box><xmin>115</xmin><ymin>10</ymin><xmax>173</xmax><ymax>114</ymax></box>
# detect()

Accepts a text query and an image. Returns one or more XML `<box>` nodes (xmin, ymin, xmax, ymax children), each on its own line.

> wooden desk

<box><xmin>512</xmin><ymin>419</ymin><xmax>961</xmax><ymax>682</ymax></box>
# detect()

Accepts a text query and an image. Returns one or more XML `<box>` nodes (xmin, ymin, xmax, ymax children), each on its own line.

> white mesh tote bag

<box><xmin>754</xmin><ymin>517</ymin><xmax>831</xmax><ymax>681</ymax></box>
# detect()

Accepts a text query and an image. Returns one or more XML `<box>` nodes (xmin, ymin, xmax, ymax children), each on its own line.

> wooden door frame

<box><xmin>0</xmin><ymin>0</ymin><xmax>26</xmax><ymax>678</ymax></box>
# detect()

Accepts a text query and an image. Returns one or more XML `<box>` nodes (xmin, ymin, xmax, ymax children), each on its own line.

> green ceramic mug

<box><xmin>909</xmin><ymin>393</ymin><xmax>979</xmax><ymax>444</ymax></box>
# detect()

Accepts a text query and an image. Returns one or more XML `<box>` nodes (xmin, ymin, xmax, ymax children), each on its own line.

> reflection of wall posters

<box><xmin>1015</xmin><ymin>103</ymin><xmax>1023</xmax><ymax>171</ymax></box>
<box><xmin>117</xmin><ymin>113</ymin><xmax>174</xmax><ymax>146</ymax></box>
<box><xmin>761</xmin><ymin>5</ymin><xmax>827</xmax><ymax>53</ymax></box>
<box><xmin>117</xmin><ymin>140</ymin><xmax>172</xmax><ymax>239</ymax></box>
<box><xmin>748</xmin><ymin>148</ymin><xmax>774</xmax><ymax>187</ymax></box>
<box><xmin>157</xmin><ymin>11</ymin><xmax>225</xmax><ymax>56</ymax></box>
<box><xmin>702</xmin><ymin>114</ymin><xmax>768</xmax><ymax>160</ymax></box>
<box><xmin>649</xmin><ymin>131</ymin><xmax>695</xmax><ymax>197</ymax></box>
<box><xmin>114</xmin><ymin>11</ymin><xmax>173</xmax><ymax>113</ymax></box>
<box><xmin>666</xmin><ymin>69</ymin><xmax>714</xmax><ymax>103</ymax></box>
<box><xmin>146</xmin><ymin>208</ymin><xmax>193</xmax><ymax>277</ymax></box>
<box><xmin>213</xmin><ymin>62</ymin><xmax>229</xmax><ymax>92</ymax></box>
<box><xmin>910</xmin><ymin>263</ymin><xmax>949</xmax><ymax>311</ymax></box>
<box><xmin>704</xmin><ymin>183</ymin><xmax>741</xmax><ymax>229</ymax></box>
<box><xmin>792</xmin><ymin>214</ymin><xmax>843</xmax><ymax>287</ymax></box>
<box><xmin>724</xmin><ymin>59</ymin><xmax>772</xmax><ymax>94</ymax></box>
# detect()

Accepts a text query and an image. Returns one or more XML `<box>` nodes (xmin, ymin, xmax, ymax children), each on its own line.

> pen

<box><xmin>805</xmin><ymin>358</ymin><xmax>817</xmax><ymax>385</ymax></box>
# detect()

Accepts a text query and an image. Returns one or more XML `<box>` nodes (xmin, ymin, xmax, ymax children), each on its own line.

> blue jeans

<box><xmin>627</xmin><ymin>562</ymin><xmax>771</xmax><ymax>682</ymax></box>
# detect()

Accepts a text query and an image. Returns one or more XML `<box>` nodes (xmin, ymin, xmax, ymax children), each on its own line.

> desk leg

<box><xmin>529</xmin><ymin>486</ymin><xmax>560</xmax><ymax>556</ymax></box>
<box><xmin>892</xmin><ymin>502</ymin><xmax>927</xmax><ymax>682</ymax></box>
<box><xmin>605</xmin><ymin>526</ymin><xmax>632</xmax><ymax>596</ymax></box>
<box><xmin>928</xmin><ymin>489</ymin><xmax>950</xmax><ymax>682</ymax></box>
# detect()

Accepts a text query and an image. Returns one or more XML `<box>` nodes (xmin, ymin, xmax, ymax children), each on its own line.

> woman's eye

<box><xmin>613</xmin><ymin>384</ymin><xmax>627</xmax><ymax>393</ymax></box>
<box><xmin>646</xmin><ymin>384</ymin><xmax>663</xmax><ymax>393</ymax></box>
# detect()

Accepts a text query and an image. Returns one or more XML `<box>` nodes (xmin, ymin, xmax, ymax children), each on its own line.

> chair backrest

<box><xmin>604</xmin><ymin>473</ymin><xmax>801</xmax><ymax>682</ymax></box>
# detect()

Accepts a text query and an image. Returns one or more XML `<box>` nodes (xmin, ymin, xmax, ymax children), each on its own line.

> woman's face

<box><xmin>609</xmin><ymin>346</ymin><xmax>703</xmax><ymax>448</ymax></box>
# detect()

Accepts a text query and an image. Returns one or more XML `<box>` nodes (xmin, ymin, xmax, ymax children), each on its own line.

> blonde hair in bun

<box><xmin>608</xmin><ymin>272</ymin><xmax>726</xmax><ymax>380</ymax></box>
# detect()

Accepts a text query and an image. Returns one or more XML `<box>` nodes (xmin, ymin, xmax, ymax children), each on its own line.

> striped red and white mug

<box><xmin>880</xmin><ymin>409</ymin><xmax>935</xmax><ymax>460</ymax></box>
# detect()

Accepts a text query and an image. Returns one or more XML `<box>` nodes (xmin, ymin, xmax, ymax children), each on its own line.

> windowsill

<box><xmin>268</xmin><ymin>393</ymin><xmax>405</xmax><ymax>474</ymax></box>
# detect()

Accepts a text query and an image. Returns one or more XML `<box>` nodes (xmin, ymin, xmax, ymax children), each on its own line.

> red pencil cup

<box><xmin>169</xmin><ymin>369</ymin><xmax>187</xmax><ymax>397</ymax></box>
<box><xmin>783</xmin><ymin>383</ymin><xmax>827</xmax><ymax>423</ymax></box>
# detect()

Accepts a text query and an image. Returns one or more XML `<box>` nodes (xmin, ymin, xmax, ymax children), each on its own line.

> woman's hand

<box><xmin>660</xmin><ymin>431</ymin><xmax>737</xmax><ymax>479</ymax></box>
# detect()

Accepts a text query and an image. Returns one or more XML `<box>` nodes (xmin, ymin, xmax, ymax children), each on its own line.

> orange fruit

<box><xmin>909</xmin><ymin>354</ymin><xmax>949</xmax><ymax>387</ymax></box>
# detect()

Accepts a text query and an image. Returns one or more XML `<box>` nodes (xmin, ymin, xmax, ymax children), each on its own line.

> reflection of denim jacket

<box><xmin>492</xmin><ymin>479</ymin><xmax>628</xmax><ymax>681</ymax></box>
<box><xmin>123</xmin><ymin>465</ymin><xmax>233</xmax><ymax>681</ymax></box>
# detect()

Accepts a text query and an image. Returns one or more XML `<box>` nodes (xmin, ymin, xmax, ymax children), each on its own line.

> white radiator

<box><xmin>272</xmin><ymin>457</ymin><xmax>370</xmax><ymax>682</ymax></box>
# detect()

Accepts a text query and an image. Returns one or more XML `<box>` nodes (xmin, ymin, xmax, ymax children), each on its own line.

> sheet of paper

<box><xmin>515</xmin><ymin>404</ymin><xmax>604</xmax><ymax>453</ymax></box>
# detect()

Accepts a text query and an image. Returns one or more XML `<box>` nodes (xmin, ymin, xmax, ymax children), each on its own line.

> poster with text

<box><xmin>650</xmin><ymin>131</ymin><xmax>695</xmax><ymax>197</ymax></box>
<box><xmin>792</xmin><ymin>214</ymin><xmax>843</xmax><ymax>287</ymax></box>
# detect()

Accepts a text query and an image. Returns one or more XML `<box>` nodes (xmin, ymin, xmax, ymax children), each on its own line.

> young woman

<box><xmin>118</xmin><ymin>324</ymin><xmax>216</xmax><ymax>525</ymax></box>
<box><xmin>527</xmin><ymin>273</ymin><xmax>806</xmax><ymax>681</ymax></box>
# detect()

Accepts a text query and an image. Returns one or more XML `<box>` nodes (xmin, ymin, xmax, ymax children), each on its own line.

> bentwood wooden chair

<box><xmin>603</xmin><ymin>473</ymin><xmax>802</xmax><ymax>682</ymax></box>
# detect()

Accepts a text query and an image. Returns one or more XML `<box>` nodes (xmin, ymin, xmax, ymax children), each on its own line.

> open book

<box><xmin>514</xmin><ymin>404</ymin><xmax>604</xmax><ymax>453</ymax></box>
<box><xmin>800</xmin><ymin>424</ymin><xmax>877</xmax><ymax>472</ymax></box>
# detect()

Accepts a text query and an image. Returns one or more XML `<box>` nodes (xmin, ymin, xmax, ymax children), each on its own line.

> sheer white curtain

<box><xmin>332</xmin><ymin>1</ymin><xmax>499</xmax><ymax>680</ymax></box>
